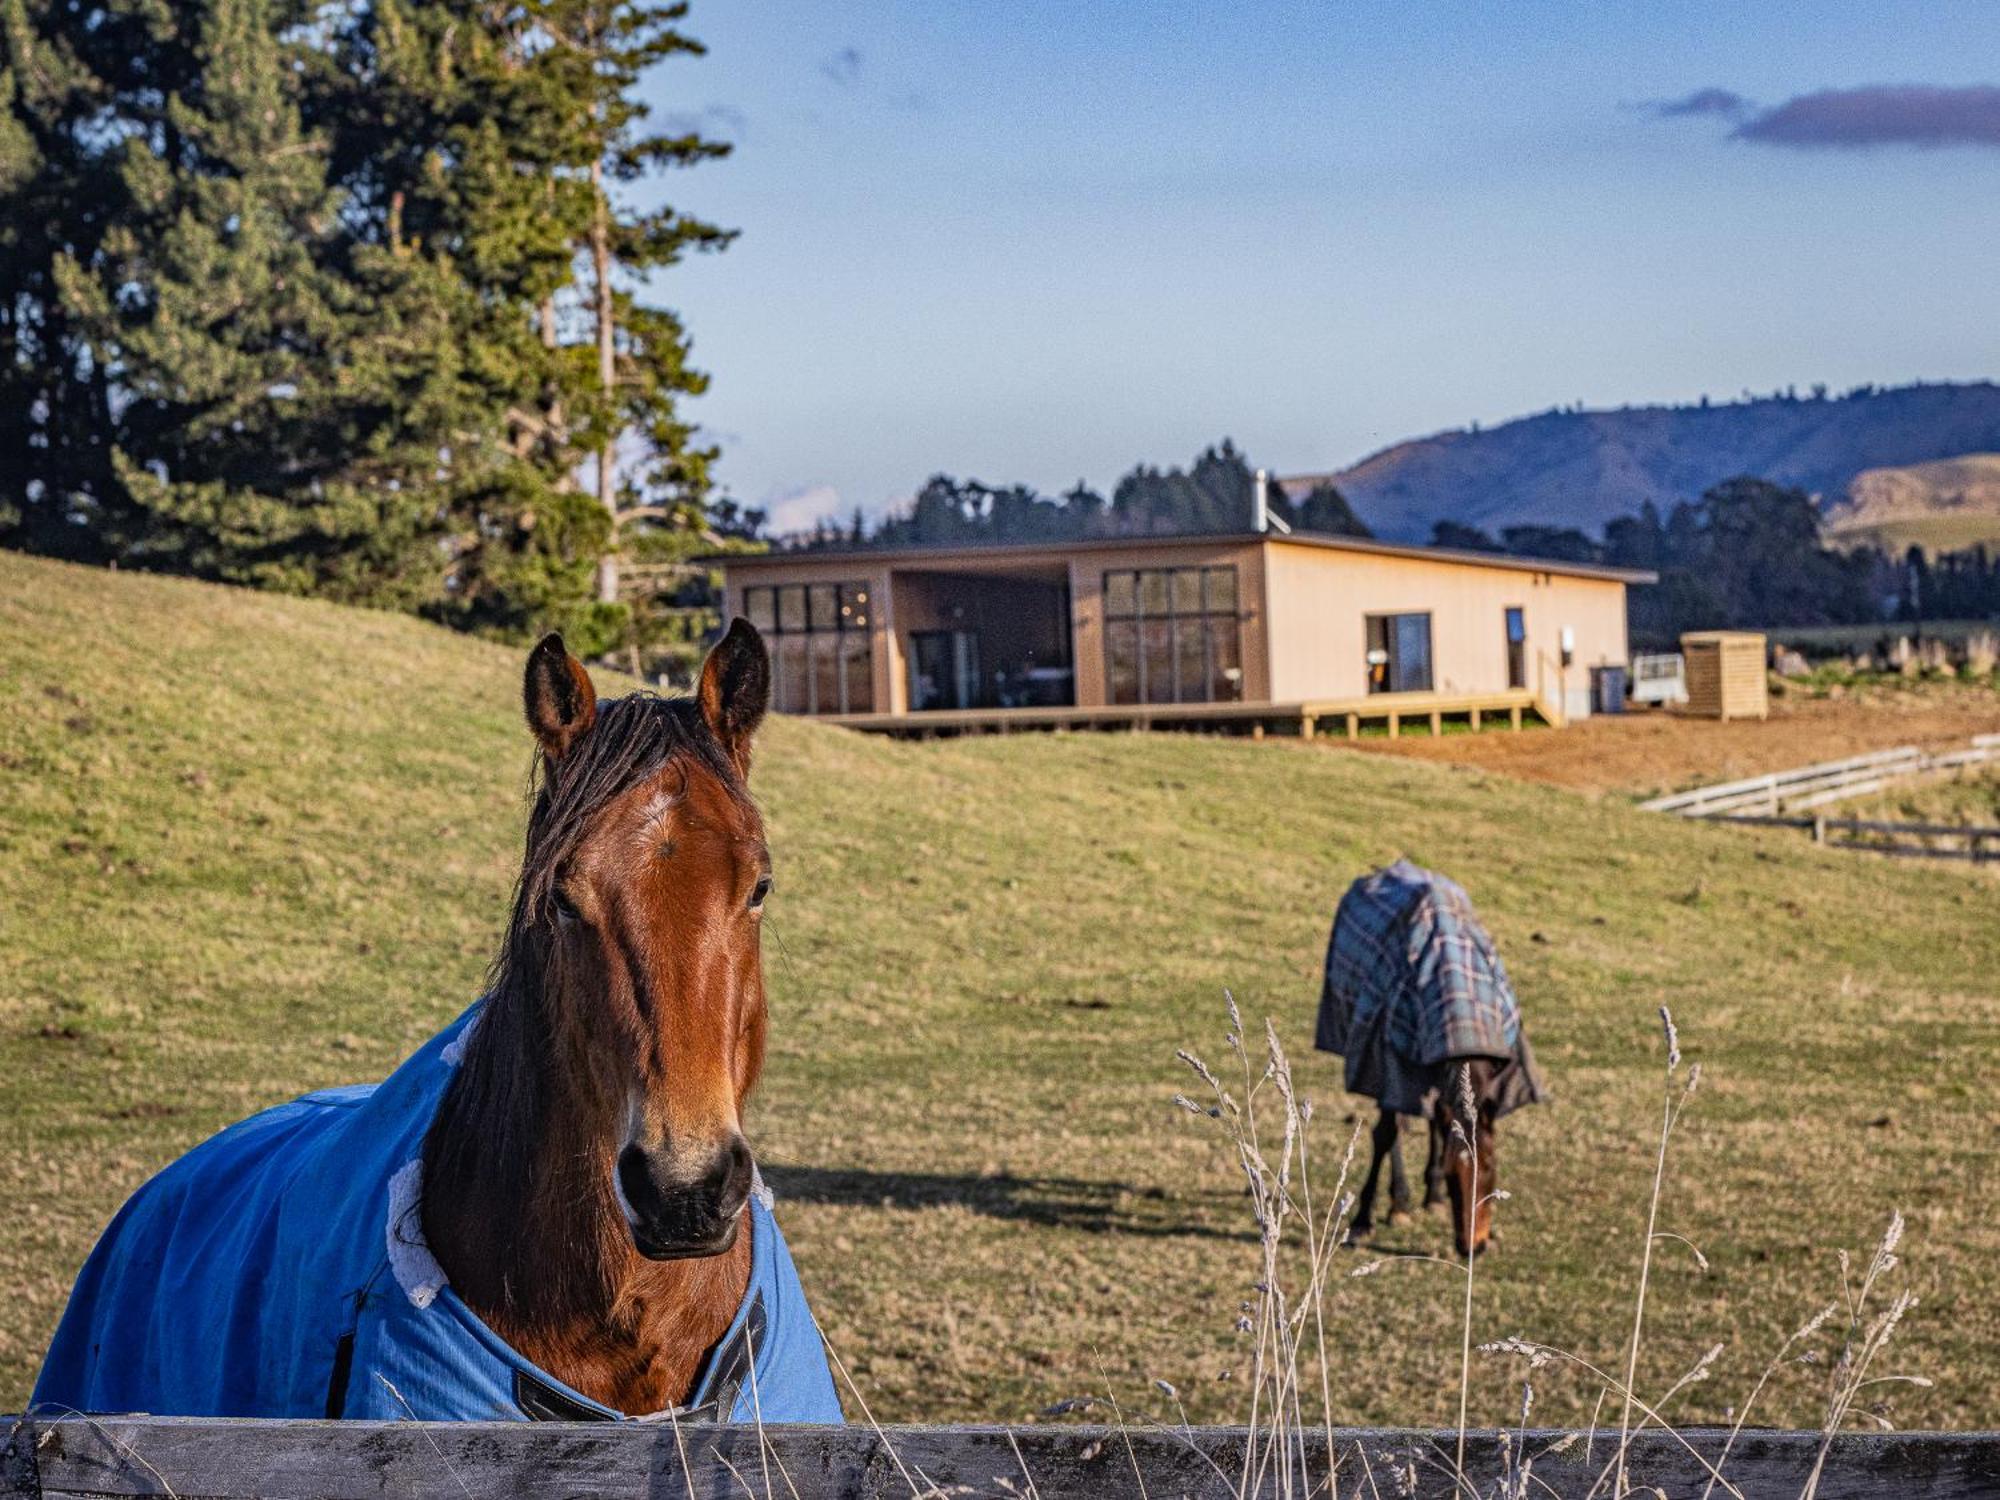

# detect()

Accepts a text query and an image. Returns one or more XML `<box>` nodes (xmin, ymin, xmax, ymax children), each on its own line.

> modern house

<box><xmin>715</xmin><ymin>531</ymin><xmax>1654</xmax><ymax>735</ymax></box>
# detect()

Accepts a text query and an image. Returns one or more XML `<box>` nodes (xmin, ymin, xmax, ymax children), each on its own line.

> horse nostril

<box><xmin>617</xmin><ymin>1145</ymin><xmax>658</xmax><ymax>1221</ymax></box>
<box><xmin>713</xmin><ymin>1136</ymin><xmax>754</xmax><ymax>1218</ymax></box>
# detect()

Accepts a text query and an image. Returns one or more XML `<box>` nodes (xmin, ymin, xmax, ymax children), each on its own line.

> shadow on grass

<box><xmin>762</xmin><ymin>1164</ymin><xmax>1256</xmax><ymax>1241</ymax></box>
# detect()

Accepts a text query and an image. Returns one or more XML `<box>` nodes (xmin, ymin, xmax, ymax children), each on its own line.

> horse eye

<box><xmin>552</xmin><ymin>887</ymin><xmax>581</xmax><ymax>923</ymax></box>
<box><xmin>748</xmin><ymin>874</ymin><xmax>772</xmax><ymax>911</ymax></box>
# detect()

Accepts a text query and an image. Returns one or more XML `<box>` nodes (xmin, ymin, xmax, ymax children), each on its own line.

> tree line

<box><xmin>783</xmin><ymin>440</ymin><xmax>1372</xmax><ymax>550</ymax></box>
<box><xmin>790</xmin><ymin>456</ymin><xmax>1998</xmax><ymax>645</ymax></box>
<box><xmin>1429</xmin><ymin>478</ymin><xmax>2000</xmax><ymax>645</ymax></box>
<box><xmin>1</xmin><ymin>0</ymin><xmax>732</xmax><ymax>653</ymax></box>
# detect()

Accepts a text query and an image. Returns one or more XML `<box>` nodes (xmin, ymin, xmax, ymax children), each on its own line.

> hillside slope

<box><xmin>1824</xmin><ymin>453</ymin><xmax>2000</xmax><ymax>556</ymax></box>
<box><xmin>1</xmin><ymin>553</ymin><xmax>1996</xmax><ymax>1428</ymax></box>
<box><xmin>1284</xmin><ymin>382</ymin><xmax>2000</xmax><ymax>541</ymax></box>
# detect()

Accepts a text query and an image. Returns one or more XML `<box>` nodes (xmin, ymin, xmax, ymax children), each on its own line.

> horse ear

<box><xmin>698</xmin><ymin>617</ymin><xmax>770</xmax><ymax>777</ymax></box>
<box><xmin>524</xmin><ymin>633</ymin><xmax>598</xmax><ymax>763</ymax></box>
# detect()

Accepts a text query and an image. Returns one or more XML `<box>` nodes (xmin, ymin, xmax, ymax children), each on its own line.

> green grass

<box><xmin>2</xmin><ymin>551</ymin><xmax>1997</xmax><ymax>1430</ymax></box>
<box><xmin>1842</xmin><ymin>769</ymin><xmax>2000</xmax><ymax>826</ymax></box>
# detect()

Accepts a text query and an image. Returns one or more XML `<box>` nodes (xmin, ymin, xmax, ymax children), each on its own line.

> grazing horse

<box><xmin>1313</xmin><ymin>859</ymin><xmax>1545</xmax><ymax>1258</ymax></box>
<box><xmin>34</xmin><ymin>623</ymin><xmax>842</xmax><ymax>1423</ymax></box>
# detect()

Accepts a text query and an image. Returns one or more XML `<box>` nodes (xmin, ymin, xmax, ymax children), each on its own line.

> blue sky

<box><xmin>642</xmin><ymin>2</ymin><xmax>2000</xmax><ymax>530</ymax></box>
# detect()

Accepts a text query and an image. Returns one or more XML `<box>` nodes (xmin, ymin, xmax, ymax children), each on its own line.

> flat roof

<box><xmin>709</xmin><ymin>530</ymin><xmax>1657</xmax><ymax>585</ymax></box>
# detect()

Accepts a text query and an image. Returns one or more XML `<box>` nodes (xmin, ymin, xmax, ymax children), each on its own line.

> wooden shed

<box><xmin>1680</xmin><ymin>630</ymin><xmax>1768</xmax><ymax>720</ymax></box>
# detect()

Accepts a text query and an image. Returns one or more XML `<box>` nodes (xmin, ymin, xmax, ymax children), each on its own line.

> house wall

<box><xmin>724</xmin><ymin>540</ymin><xmax>1631</xmax><ymax>717</ymax></box>
<box><xmin>727</xmin><ymin>540</ymin><xmax>1272</xmax><ymax>712</ymax></box>
<box><xmin>1063</xmin><ymin>539</ymin><xmax>1270</xmax><ymax>706</ymax></box>
<box><xmin>1260</xmin><ymin>543</ymin><xmax>1631</xmax><ymax>712</ymax></box>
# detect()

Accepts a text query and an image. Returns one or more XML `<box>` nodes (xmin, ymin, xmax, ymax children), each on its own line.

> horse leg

<box><xmin>1423</xmin><ymin>1111</ymin><xmax>1447</xmax><ymax>1211</ymax></box>
<box><xmin>1386</xmin><ymin>1116</ymin><xmax>1414</xmax><ymax>1224</ymax></box>
<box><xmin>1348</xmin><ymin>1106</ymin><xmax>1397</xmax><ymax>1241</ymax></box>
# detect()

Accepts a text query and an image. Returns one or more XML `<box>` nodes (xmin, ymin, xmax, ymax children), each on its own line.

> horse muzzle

<box><xmin>617</xmin><ymin>1135</ymin><xmax>754</xmax><ymax>1260</ymax></box>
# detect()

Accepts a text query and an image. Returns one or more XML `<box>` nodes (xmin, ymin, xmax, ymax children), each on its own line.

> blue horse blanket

<box><xmin>1315</xmin><ymin>859</ymin><xmax>1546</xmax><ymax>1118</ymax></box>
<box><xmin>33</xmin><ymin>1006</ymin><xmax>843</xmax><ymax>1424</ymax></box>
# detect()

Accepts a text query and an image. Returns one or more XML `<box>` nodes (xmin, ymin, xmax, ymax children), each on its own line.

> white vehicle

<box><xmin>1630</xmin><ymin>652</ymin><xmax>1688</xmax><ymax>706</ymax></box>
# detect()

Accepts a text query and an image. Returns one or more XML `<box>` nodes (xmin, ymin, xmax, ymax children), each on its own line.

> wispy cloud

<box><xmin>764</xmin><ymin>483</ymin><xmax>845</xmax><ymax>534</ymax></box>
<box><xmin>1648</xmin><ymin>87</ymin><xmax>1754</xmax><ymax>121</ymax></box>
<box><xmin>1735</xmin><ymin>84</ymin><xmax>2000</xmax><ymax>149</ymax></box>
<box><xmin>820</xmin><ymin>47</ymin><xmax>862</xmax><ymax>88</ymax></box>
<box><xmin>1647</xmin><ymin>81</ymin><xmax>2000</xmax><ymax>150</ymax></box>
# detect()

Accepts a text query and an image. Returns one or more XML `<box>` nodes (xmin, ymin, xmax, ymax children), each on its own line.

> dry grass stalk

<box><xmin>1166</xmin><ymin>997</ymin><xmax>1929</xmax><ymax>1500</ymax></box>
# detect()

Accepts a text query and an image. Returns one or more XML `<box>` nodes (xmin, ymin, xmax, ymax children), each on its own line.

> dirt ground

<box><xmin>1353</xmin><ymin>683</ymin><xmax>2000</xmax><ymax>798</ymax></box>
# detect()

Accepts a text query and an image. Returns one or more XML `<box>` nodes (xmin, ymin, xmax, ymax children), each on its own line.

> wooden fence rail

<box><xmin>6</xmin><ymin>1416</ymin><xmax>2000</xmax><ymax>1500</ymax></box>
<box><xmin>1641</xmin><ymin>739</ymin><xmax>1998</xmax><ymax>819</ymax></box>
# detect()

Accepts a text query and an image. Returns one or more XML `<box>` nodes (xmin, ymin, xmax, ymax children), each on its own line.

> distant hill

<box><xmin>1282</xmin><ymin>382</ymin><xmax>2000</xmax><ymax>542</ymax></box>
<box><xmin>1822</xmin><ymin>453</ymin><xmax>2000</xmax><ymax>557</ymax></box>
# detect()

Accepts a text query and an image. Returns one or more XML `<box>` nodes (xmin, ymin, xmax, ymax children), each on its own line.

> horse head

<box><xmin>1437</xmin><ymin>1060</ymin><xmax>1498</xmax><ymax>1258</ymax></box>
<box><xmin>514</xmin><ymin>619</ymin><xmax>772</xmax><ymax>1261</ymax></box>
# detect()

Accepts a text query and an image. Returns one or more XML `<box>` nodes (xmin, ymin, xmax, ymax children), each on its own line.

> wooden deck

<box><xmin>822</xmin><ymin>689</ymin><xmax>1551</xmax><ymax>740</ymax></box>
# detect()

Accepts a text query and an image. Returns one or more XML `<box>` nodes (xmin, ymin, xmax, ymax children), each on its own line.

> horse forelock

<box><xmin>518</xmin><ymin>693</ymin><xmax>742</xmax><ymax>912</ymax></box>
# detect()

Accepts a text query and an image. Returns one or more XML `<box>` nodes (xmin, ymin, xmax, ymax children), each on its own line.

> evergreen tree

<box><xmin>329</xmin><ymin>0</ymin><xmax>631</xmax><ymax>647</ymax></box>
<box><xmin>49</xmin><ymin>0</ymin><xmax>484</xmax><ymax>601</ymax></box>
<box><xmin>1282</xmin><ymin>481</ymin><xmax>1372</xmax><ymax>538</ymax></box>
<box><xmin>1430</xmin><ymin>520</ymin><xmax>1500</xmax><ymax>552</ymax></box>
<box><xmin>1497</xmin><ymin>525</ymin><xmax>1600</xmax><ymax>563</ymax></box>
<box><xmin>4</xmin><ymin>0</ymin><xmax>736</xmax><ymax>650</ymax></box>
<box><xmin>513</xmin><ymin>0</ymin><xmax>735</xmax><ymax>607</ymax></box>
<box><xmin>0</xmin><ymin>0</ymin><xmax>189</xmax><ymax>555</ymax></box>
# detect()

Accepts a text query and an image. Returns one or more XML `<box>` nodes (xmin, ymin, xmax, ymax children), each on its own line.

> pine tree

<box><xmin>48</xmin><ymin>0</ymin><xmax>483</xmax><ymax>602</ymax></box>
<box><xmin>326</xmin><ymin>0</ymin><xmax>626</xmax><ymax>646</ymax></box>
<box><xmin>0</xmin><ymin>0</ymin><xmax>179</xmax><ymax>555</ymax></box>
<box><xmin>5</xmin><ymin>0</ymin><xmax>737</xmax><ymax>651</ymax></box>
<box><xmin>557</xmin><ymin>0</ymin><xmax>734</xmax><ymax>609</ymax></box>
<box><xmin>322</xmin><ymin>0</ymin><xmax>734</xmax><ymax>650</ymax></box>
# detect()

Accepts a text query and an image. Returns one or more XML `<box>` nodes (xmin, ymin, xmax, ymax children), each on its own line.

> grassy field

<box><xmin>1844</xmin><ymin>768</ymin><xmax>2000</xmax><ymax>826</ymax></box>
<box><xmin>2</xmin><ymin>551</ymin><xmax>1997</xmax><ymax>1432</ymax></box>
<box><xmin>1824</xmin><ymin>513</ymin><xmax>2000</xmax><ymax>558</ymax></box>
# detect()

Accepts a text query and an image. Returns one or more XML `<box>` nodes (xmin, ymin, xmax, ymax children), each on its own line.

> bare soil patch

<box><xmin>1353</xmin><ymin>686</ymin><xmax>2000</xmax><ymax>799</ymax></box>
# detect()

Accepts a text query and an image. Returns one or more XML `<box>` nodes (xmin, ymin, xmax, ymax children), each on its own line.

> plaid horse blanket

<box><xmin>1314</xmin><ymin>859</ymin><xmax>1546</xmax><ymax>1118</ymax></box>
<box><xmin>33</xmin><ymin>1005</ymin><xmax>843</xmax><ymax>1424</ymax></box>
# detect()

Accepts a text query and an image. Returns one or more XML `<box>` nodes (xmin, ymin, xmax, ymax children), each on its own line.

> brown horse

<box><xmin>421</xmin><ymin>621</ymin><xmax>776</xmax><ymax>1416</ymax></box>
<box><xmin>1349</xmin><ymin>1058</ymin><xmax>1499</xmax><ymax>1259</ymax></box>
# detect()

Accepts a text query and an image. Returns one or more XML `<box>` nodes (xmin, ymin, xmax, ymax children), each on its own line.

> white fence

<box><xmin>1641</xmin><ymin>736</ymin><xmax>2000</xmax><ymax>818</ymax></box>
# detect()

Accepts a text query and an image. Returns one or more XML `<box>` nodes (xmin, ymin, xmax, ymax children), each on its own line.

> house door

<box><xmin>910</xmin><ymin>630</ymin><xmax>981</xmax><ymax>710</ymax></box>
<box><xmin>1505</xmin><ymin>607</ymin><xmax>1526</xmax><ymax>689</ymax></box>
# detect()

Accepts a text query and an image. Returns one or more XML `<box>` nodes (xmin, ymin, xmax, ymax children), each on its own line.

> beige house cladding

<box><xmin>715</xmin><ymin>532</ymin><xmax>1653</xmax><ymax>729</ymax></box>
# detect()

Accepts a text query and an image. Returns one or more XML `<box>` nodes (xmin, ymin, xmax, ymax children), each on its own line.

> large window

<box><xmin>1102</xmin><ymin>566</ymin><xmax>1241</xmax><ymax>706</ymax></box>
<box><xmin>1365</xmin><ymin>612</ymin><xmax>1433</xmax><ymax>693</ymax></box>
<box><xmin>741</xmin><ymin>582</ymin><xmax>874</xmax><ymax>715</ymax></box>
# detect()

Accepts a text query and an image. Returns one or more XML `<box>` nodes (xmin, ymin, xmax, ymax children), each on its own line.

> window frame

<box><xmin>1364</xmin><ymin>610</ymin><xmax>1435</xmax><ymax>694</ymax></box>
<box><xmin>1100</xmin><ymin>565</ymin><xmax>1243</xmax><ymax>706</ymax></box>
<box><xmin>1503</xmin><ymin>606</ymin><xmax>1526</xmax><ymax>690</ymax></box>
<box><xmin>739</xmin><ymin>580</ymin><xmax>875</xmax><ymax>715</ymax></box>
